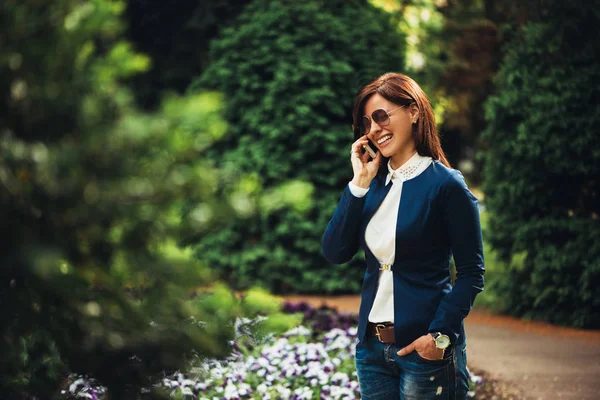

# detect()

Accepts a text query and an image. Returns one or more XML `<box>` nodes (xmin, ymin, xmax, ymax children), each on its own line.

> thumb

<box><xmin>397</xmin><ymin>340</ymin><xmax>416</xmax><ymax>356</ymax></box>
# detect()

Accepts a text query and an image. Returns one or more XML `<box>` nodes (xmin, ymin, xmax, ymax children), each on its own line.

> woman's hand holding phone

<box><xmin>350</xmin><ymin>135</ymin><xmax>381</xmax><ymax>189</ymax></box>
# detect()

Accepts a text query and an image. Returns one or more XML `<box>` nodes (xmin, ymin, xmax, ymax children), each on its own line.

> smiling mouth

<box><xmin>377</xmin><ymin>134</ymin><xmax>393</xmax><ymax>146</ymax></box>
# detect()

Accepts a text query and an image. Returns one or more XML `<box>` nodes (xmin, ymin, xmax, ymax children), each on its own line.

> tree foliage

<box><xmin>123</xmin><ymin>0</ymin><xmax>253</xmax><ymax>109</ymax></box>
<box><xmin>1</xmin><ymin>0</ymin><xmax>237</xmax><ymax>397</ymax></box>
<box><xmin>389</xmin><ymin>0</ymin><xmax>533</xmax><ymax>179</ymax></box>
<box><xmin>481</xmin><ymin>1</ymin><xmax>600</xmax><ymax>328</ymax></box>
<box><xmin>188</xmin><ymin>0</ymin><xmax>406</xmax><ymax>294</ymax></box>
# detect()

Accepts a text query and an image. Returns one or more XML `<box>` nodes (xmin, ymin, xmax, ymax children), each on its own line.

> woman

<box><xmin>322</xmin><ymin>73</ymin><xmax>484</xmax><ymax>399</ymax></box>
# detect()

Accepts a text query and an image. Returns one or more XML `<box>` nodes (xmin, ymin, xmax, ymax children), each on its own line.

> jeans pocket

<box><xmin>355</xmin><ymin>337</ymin><xmax>368</xmax><ymax>360</ymax></box>
<box><xmin>413</xmin><ymin>347</ymin><xmax>453</xmax><ymax>365</ymax></box>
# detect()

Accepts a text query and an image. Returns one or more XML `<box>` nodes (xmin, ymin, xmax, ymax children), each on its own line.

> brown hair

<box><xmin>352</xmin><ymin>72</ymin><xmax>450</xmax><ymax>168</ymax></box>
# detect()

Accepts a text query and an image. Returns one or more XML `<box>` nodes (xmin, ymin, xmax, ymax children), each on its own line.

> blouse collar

<box><xmin>386</xmin><ymin>152</ymin><xmax>433</xmax><ymax>185</ymax></box>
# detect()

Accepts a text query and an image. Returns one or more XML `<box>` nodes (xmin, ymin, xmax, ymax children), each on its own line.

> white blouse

<box><xmin>348</xmin><ymin>152</ymin><xmax>433</xmax><ymax>323</ymax></box>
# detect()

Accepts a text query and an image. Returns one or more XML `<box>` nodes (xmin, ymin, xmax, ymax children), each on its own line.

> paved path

<box><xmin>282</xmin><ymin>295</ymin><xmax>600</xmax><ymax>400</ymax></box>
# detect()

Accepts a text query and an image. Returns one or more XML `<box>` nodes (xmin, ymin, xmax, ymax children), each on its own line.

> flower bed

<box><xmin>62</xmin><ymin>301</ymin><xmax>488</xmax><ymax>399</ymax></box>
<box><xmin>161</xmin><ymin>326</ymin><xmax>360</xmax><ymax>399</ymax></box>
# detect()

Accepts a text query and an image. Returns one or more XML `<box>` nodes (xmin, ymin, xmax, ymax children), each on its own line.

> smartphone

<box><xmin>362</xmin><ymin>139</ymin><xmax>378</xmax><ymax>158</ymax></box>
<box><xmin>352</xmin><ymin>125</ymin><xmax>378</xmax><ymax>159</ymax></box>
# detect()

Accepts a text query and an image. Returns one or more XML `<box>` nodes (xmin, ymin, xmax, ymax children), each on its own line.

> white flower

<box><xmin>224</xmin><ymin>382</ymin><xmax>239</xmax><ymax>399</ymax></box>
<box><xmin>257</xmin><ymin>383</ymin><xmax>269</xmax><ymax>393</ymax></box>
<box><xmin>329</xmin><ymin>385</ymin><xmax>357</xmax><ymax>399</ymax></box>
<box><xmin>164</xmin><ymin>379</ymin><xmax>179</xmax><ymax>389</ymax></box>
<box><xmin>276</xmin><ymin>385</ymin><xmax>291</xmax><ymax>398</ymax></box>
<box><xmin>293</xmin><ymin>386</ymin><xmax>313</xmax><ymax>399</ymax></box>
<box><xmin>237</xmin><ymin>383</ymin><xmax>252</xmax><ymax>396</ymax></box>
<box><xmin>469</xmin><ymin>372</ymin><xmax>483</xmax><ymax>384</ymax></box>
<box><xmin>283</xmin><ymin>325</ymin><xmax>311</xmax><ymax>337</ymax></box>
<box><xmin>324</xmin><ymin>328</ymin><xmax>347</xmax><ymax>340</ymax></box>
<box><xmin>326</xmin><ymin>334</ymin><xmax>352</xmax><ymax>352</ymax></box>
<box><xmin>69</xmin><ymin>378</ymin><xmax>85</xmax><ymax>393</ymax></box>
<box><xmin>181</xmin><ymin>387</ymin><xmax>194</xmax><ymax>396</ymax></box>
<box><xmin>331</xmin><ymin>372</ymin><xmax>349</xmax><ymax>385</ymax></box>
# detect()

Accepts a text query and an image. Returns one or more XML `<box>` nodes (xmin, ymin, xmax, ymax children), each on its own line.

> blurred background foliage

<box><xmin>480</xmin><ymin>0</ymin><xmax>600</xmax><ymax>328</ymax></box>
<box><xmin>123</xmin><ymin>0</ymin><xmax>253</xmax><ymax>110</ymax></box>
<box><xmin>1</xmin><ymin>0</ymin><xmax>279</xmax><ymax>397</ymax></box>
<box><xmin>1</xmin><ymin>0</ymin><xmax>599</xmax><ymax>396</ymax></box>
<box><xmin>185</xmin><ymin>0</ymin><xmax>405</xmax><ymax>294</ymax></box>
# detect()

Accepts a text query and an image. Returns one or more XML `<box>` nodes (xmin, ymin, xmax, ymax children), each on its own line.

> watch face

<box><xmin>436</xmin><ymin>334</ymin><xmax>451</xmax><ymax>349</ymax></box>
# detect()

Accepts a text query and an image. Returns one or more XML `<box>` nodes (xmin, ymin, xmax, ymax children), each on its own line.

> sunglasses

<box><xmin>360</xmin><ymin>104</ymin><xmax>409</xmax><ymax>135</ymax></box>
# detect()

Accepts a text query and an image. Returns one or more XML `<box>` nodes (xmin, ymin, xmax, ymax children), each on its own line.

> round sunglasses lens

<box><xmin>361</xmin><ymin>116</ymin><xmax>371</xmax><ymax>134</ymax></box>
<box><xmin>372</xmin><ymin>109</ymin><xmax>390</xmax><ymax>125</ymax></box>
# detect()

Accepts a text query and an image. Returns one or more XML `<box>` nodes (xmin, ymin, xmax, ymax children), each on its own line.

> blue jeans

<box><xmin>355</xmin><ymin>335</ymin><xmax>469</xmax><ymax>399</ymax></box>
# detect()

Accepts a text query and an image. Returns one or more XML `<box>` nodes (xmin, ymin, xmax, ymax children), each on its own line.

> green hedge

<box><xmin>481</xmin><ymin>2</ymin><xmax>600</xmax><ymax>328</ymax></box>
<box><xmin>188</xmin><ymin>0</ymin><xmax>405</xmax><ymax>294</ymax></box>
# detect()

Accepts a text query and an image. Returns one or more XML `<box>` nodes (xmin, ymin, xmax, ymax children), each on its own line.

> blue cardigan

<box><xmin>322</xmin><ymin>160</ymin><xmax>485</xmax><ymax>348</ymax></box>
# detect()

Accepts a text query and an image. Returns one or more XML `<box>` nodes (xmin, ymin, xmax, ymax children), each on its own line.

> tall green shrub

<box><xmin>1</xmin><ymin>0</ymin><xmax>237</xmax><ymax>396</ymax></box>
<box><xmin>481</xmin><ymin>2</ymin><xmax>600</xmax><ymax>328</ymax></box>
<box><xmin>188</xmin><ymin>0</ymin><xmax>405</xmax><ymax>294</ymax></box>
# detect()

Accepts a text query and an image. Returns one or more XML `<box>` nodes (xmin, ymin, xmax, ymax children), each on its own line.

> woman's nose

<box><xmin>369</xmin><ymin>121</ymin><xmax>382</xmax><ymax>138</ymax></box>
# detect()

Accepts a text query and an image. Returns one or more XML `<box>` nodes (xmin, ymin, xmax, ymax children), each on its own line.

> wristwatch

<box><xmin>430</xmin><ymin>332</ymin><xmax>451</xmax><ymax>357</ymax></box>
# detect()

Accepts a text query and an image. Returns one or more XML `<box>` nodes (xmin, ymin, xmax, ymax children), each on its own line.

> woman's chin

<box><xmin>379</xmin><ymin>148</ymin><xmax>392</xmax><ymax>158</ymax></box>
<box><xmin>378</xmin><ymin>141</ymin><xmax>396</xmax><ymax>158</ymax></box>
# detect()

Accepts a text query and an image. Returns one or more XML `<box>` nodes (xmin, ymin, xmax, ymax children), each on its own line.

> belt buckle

<box><xmin>375</xmin><ymin>324</ymin><xmax>387</xmax><ymax>342</ymax></box>
<box><xmin>379</xmin><ymin>263</ymin><xmax>392</xmax><ymax>271</ymax></box>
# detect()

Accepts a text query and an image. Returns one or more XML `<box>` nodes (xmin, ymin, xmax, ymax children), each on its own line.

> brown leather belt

<box><xmin>367</xmin><ymin>322</ymin><xmax>395</xmax><ymax>344</ymax></box>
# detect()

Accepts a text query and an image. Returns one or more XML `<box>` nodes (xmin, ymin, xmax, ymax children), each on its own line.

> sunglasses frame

<box><xmin>360</xmin><ymin>104</ymin><xmax>410</xmax><ymax>135</ymax></box>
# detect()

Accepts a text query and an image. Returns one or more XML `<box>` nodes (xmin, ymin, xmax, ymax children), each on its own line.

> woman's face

<box><xmin>363</xmin><ymin>93</ymin><xmax>417</xmax><ymax>159</ymax></box>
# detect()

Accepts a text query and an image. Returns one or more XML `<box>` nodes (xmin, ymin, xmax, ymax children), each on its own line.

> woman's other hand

<box><xmin>350</xmin><ymin>135</ymin><xmax>382</xmax><ymax>188</ymax></box>
<box><xmin>396</xmin><ymin>334</ymin><xmax>445</xmax><ymax>360</ymax></box>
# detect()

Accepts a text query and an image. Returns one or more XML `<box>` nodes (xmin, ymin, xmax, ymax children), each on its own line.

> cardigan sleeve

<box><xmin>427</xmin><ymin>170</ymin><xmax>485</xmax><ymax>344</ymax></box>
<box><xmin>321</xmin><ymin>185</ymin><xmax>366</xmax><ymax>264</ymax></box>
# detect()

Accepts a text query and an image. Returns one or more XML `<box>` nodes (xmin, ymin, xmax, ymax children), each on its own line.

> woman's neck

<box><xmin>389</xmin><ymin>146</ymin><xmax>418</xmax><ymax>170</ymax></box>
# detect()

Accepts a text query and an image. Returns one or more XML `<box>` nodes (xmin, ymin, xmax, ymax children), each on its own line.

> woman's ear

<box><xmin>409</xmin><ymin>103</ymin><xmax>420</xmax><ymax>124</ymax></box>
